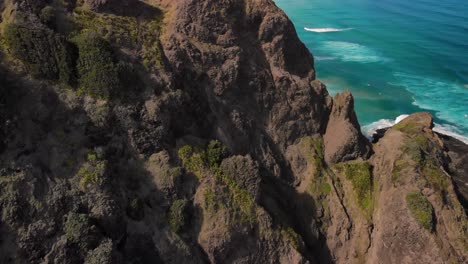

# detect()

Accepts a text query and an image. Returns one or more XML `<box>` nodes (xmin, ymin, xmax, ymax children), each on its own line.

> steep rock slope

<box><xmin>0</xmin><ymin>0</ymin><xmax>466</xmax><ymax>264</ymax></box>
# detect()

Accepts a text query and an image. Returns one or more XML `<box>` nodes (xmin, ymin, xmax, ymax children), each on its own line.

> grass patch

<box><xmin>392</xmin><ymin>159</ymin><xmax>409</xmax><ymax>183</ymax></box>
<box><xmin>422</xmin><ymin>161</ymin><xmax>448</xmax><ymax>196</ymax></box>
<box><xmin>213</xmin><ymin>167</ymin><xmax>257</xmax><ymax>224</ymax></box>
<box><xmin>71</xmin><ymin>8</ymin><xmax>164</xmax><ymax>70</ymax></box>
<box><xmin>394</xmin><ymin>121</ymin><xmax>419</xmax><ymax>133</ymax></box>
<box><xmin>297</xmin><ymin>136</ymin><xmax>324</xmax><ymax>178</ymax></box>
<box><xmin>399</xmin><ymin>132</ymin><xmax>448</xmax><ymax>196</ymax></box>
<box><xmin>334</xmin><ymin>161</ymin><xmax>373</xmax><ymax>216</ymax></box>
<box><xmin>179</xmin><ymin>141</ymin><xmax>256</xmax><ymax>225</ymax></box>
<box><xmin>406</xmin><ymin>192</ymin><xmax>434</xmax><ymax>230</ymax></box>
<box><xmin>401</xmin><ymin>134</ymin><xmax>429</xmax><ymax>164</ymax></box>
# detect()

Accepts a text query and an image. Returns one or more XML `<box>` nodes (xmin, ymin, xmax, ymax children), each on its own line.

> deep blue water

<box><xmin>274</xmin><ymin>0</ymin><xmax>468</xmax><ymax>142</ymax></box>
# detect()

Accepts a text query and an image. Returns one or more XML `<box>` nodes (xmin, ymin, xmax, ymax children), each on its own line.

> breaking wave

<box><xmin>304</xmin><ymin>27</ymin><xmax>353</xmax><ymax>33</ymax></box>
<box><xmin>362</xmin><ymin>114</ymin><xmax>468</xmax><ymax>144</ymax></box>
<box><xmin>319</xmin><ymin>41</ymin><xmax>388</xmax><ymax>63</ymax></box>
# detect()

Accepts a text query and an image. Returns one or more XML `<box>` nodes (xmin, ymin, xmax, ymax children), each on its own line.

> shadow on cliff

<box><xmin>99</xmin><ymin>0</ymin><xmax>163</xmax><ymax>20</ymax></box>
<box><xmin>0</xmin><ymin>65</ymin><xmax>210</xmax><ymax>262</ymax></box>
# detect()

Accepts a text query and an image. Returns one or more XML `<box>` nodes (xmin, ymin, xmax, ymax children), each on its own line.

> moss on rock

<box><xmin>334</xmin><ymin>161</ymin><xmax>373</xmax><ymax>216</ymax></box>
<box><xmin>406</xmin><ymin>192</ymin><xmax>434</xmax><ymax>230</ymax></box>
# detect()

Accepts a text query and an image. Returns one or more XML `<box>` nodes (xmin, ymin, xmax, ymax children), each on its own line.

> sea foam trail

<box><xmin>362</xmin><ymin>114</ymin><xmax>468</xmax><ymax>144</ymax></box>
<box><xmin>304</xmin><ymin>27</ymin><xmax>353</xmax><ymax>33</ymax></box>
<box><xmin>319</xmin><ymin>41</ymin><xmax>387</xmax><ymax>63</ymax></box>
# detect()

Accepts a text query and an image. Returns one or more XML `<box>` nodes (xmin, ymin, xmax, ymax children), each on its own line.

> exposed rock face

<box><xmin>367</xmin><ymin>113</ymin><xmax>467</xmax><ymax>264</ymax></box>
<box><xmin>0</xmin><ymin>1</ymin><xmax>467</xmax><ymax>264</ymax></box>
<box><xmin>161</xmin><ymin>0</ymin><xmax>332</xmax><ymax>156</ymax></box>
<box><xmin>324</xmin><ymin>90</ymin><xmax>371</xmax><ymax>164</ymax></box>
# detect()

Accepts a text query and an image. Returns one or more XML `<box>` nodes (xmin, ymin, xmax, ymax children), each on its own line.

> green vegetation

<box><xmin>177</xmin><ymin>145</ymin><xmax>207</xmax><ymax>179</ymax></box>
<box><xmin>281</xmin><ymin>227</ymin><xmax>301</xmax><ymax>250</ymax></box>
<box><xmin>335</xmin><ymin>161</ymin><xmax>373</xmax><ymax>214</ymax></box>
<box><xmin>64</xmin><ymin>213</ymin><xmax>89</xmax><ymax>243</ymax></box>
<box><xmin>394</xmin><ymin>121</ymin><xmax>419</xmax><ymax>133</ymax></box>
<box><xmin>406</xmin><ymin>192</ymin><xmax>434</xmax><ymax>230</ymax></box>
<box><xmin>213</xmin><ymin>167</ymin><xmax>257</xmax><ymax>224</ymax></box>
<box><xmin>397</xmin><ymin>131</ymin><xmax>448</xmax><ymax>197</ymax></box>
<box><xmin>422</xmin><ymin>161</ymin><xmax>448</xmax><ymax>195</ymax></box>
<box><xmin>64</xmin><ymin>212</ymin><xmax>96</xmax><ymax>249</ymax></box>
<box><xmin>76</xmin><ymin>152</ymin><xmax>107</xmax><ymax>188</ymax></box>
<box><xmin>298</xmin><ymin>137</ymin><xmax>324</xmax><ymax>178</ymax></box>
<box><xmin>72</xmin><ymin>31</ymin><xmax>121</xmax><ymax>99</ymax></box>
<box><xmin>2</xmin><ymin>6</ymin><xmax>164</xmax><ymax>97</ymax></box>
<box><xmin>203</xmin><ymin>189</ymin><xmax>217</xmax><ymax>211</ymax></box>
<box><xmin>71</xmin><ymin>9</ymin><xmax>139</xmax><ymax>48</ymax></box>
<box><xmin>321</xmin><ymin>182</ymin><xmax>332</xmax><ymax>194</ymax></box>
<box><xmin>169</xmin><ymin>199</ymin><xmax>188</xmax><ymax>233</ymax></box>
<box><xmin>3</xmin><ymin>23</ymin><xmax>76</xmax><ymax>83</ymax></box>
<box><xmin>401</xmin><ymin>134</ymin><xmax>429</xmax><ymax>164</ymax></box>
<box><xmin>392</xmin><ymin>159</ymin><xmax>409</xmax><ymax>183</ymax></box>
<box><xmin>0</xmin><ymin>184</ymin><xmax>26</xmax><ymax>224</ymax></box>
<box><xmin>206</xmin><ymin>140</ymin><xmax>228</xmax><ymax>168</ymax></box>
<box><xmin>295</xmin><ymin>137</ymin><xmax>330</xmax><ymax>221</ymax></box>
<box><xmin>178</xmin><ymin>140</ymin><xmax>257</xmax><ymax>225</ymax></box>
<box><xmin>177</xmin><ymin>140</ymin><xmax>228</xmax><ymax>178</ymax></box>
<box><xmin>85</xmin><ymin>239</ymin><xmax>114</xmax><ymax>264</ymax></box>
<box><xmin>72</xmin><ymin>8</ymin><xmax>164</xmax><ymax>70</ymax></box>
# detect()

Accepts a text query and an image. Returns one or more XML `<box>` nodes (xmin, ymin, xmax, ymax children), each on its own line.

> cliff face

<box><xmin>0</xmin><ymin>0</ymin><xmax>466</xmax><ymax>264</ymax></box>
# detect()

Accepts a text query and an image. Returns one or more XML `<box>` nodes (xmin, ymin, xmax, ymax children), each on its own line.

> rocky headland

<box><xmin>0</xmin><ymin>0</ymin><xmax>466</xmax><ymax>263</ymax></box>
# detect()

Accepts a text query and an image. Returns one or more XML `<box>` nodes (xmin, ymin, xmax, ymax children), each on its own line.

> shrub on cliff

<box><xmin>73</xmin><ymin>32</ymin><xmax>121</xmax><ymax>99</ymax></box>
<box><xmin>64</xmin><ymin>213</ymin><xmax>99</xmax><ymax>249</ymax></box>
<box><xmin>85</xmin><ymin>238</ymin><xmax>116</xmax><ymax>264</ymax></box>
<box><xmin>169</xmin><ymin>199</ymin><xmax>188</xmax><ymax>233</ymax></box>
<box><xmin>207</xmin><ymin>140</ymin><xmax>228</xmax><ymax>168</ymax></box>
<box><xmin>3</xmin><ymin>23</ymin><xmax>76</xmax><ymax>84</ymax></box>
<box><xmin>406</xmin><ymin>192</ymin><xmax>434</xmax><ymax>230</ymax></box>
<box><xmin>178</xmin><ymin>145</ymin><xmax>206</xmax><ymax>178</ymax></box>
<box><xmin>76</xmin><ymin>153</ymin><xmax>107</xmax><ymax>189</ymax></box>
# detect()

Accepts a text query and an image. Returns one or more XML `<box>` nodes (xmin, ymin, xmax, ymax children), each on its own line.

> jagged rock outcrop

<box><xmin>367</xmin><ymin>112</ymin><xmax>467</xmax><ymax>263</ymax></box>
<box><xmin>0</xmin><ymin>0</ymin><xmax>467</xmax><ymax>264</ymax></box>
<box><xmin>324</xmin><ymin>90</ymin><xmax>371</xmax><ymax>164</ymax></box>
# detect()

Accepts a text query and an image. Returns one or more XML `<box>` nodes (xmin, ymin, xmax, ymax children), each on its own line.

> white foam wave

<box><xmin>315</xmin><ymin>56</ymin><xmax>337</xmax><ymax>61</ymax></box>
<box><xmin>391</xmin><ymin>72</ymin><xmax>468</xmax><ymax>132</ymax></box>
<box><xmin>433</xmin><ymin>123</ymin><xmax>468</xmax><ymax>144</ymax></box>
<box><xmin>304</xmin><ymin>27</ymin><xmax>353</xmax><ymax>33</ymax></box>
<box><xmin>362</xmin><ymin>114</ymin><xmax>468</xmax><ymax>144</ymax></box>
<box><xmin>319</xmin><ymin>41</ymin><xmax>387</xmax><ymax>63</ymax></box>
<box><xmin>362</xmin><ymin>114</ymin><xmax>409</xmax><ymax>139</ymax></box>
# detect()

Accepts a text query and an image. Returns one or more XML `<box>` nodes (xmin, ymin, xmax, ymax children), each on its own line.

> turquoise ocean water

<box><xmin>274</xmin><ymin>0</ymin><xmax>468</xmax><ymax>143</ymax></box>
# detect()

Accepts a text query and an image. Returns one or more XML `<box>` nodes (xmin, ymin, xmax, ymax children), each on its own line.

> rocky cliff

<box><xmin>0</xmin><ymin>0</ymin><xmax>466</xmax><ymax>263</ymax></box>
